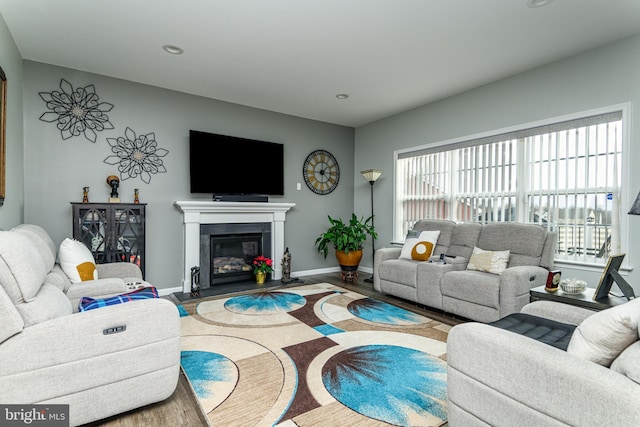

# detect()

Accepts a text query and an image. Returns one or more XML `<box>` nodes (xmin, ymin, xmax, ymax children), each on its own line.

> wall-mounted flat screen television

<box><xmin>189</xmin><ymin>130</ymin><xmax>284</xmax><ymax>197</ymax></box>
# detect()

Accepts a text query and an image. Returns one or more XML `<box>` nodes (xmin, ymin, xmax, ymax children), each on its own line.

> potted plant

<box><xmin>253</xmin><ymin>255</ymin><xmax>273</xmax><ymax>284</ymax></box>
<box><xmin>315</xmin><ymin>213</ymin><xmax>378</xmax><ymax>281</ymax></box>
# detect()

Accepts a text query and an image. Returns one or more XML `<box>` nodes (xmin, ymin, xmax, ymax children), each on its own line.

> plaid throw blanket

<box><xmin>79</xmin><ymin>286</ymin><xmax>158</xmax><ymax>311</ymax></box>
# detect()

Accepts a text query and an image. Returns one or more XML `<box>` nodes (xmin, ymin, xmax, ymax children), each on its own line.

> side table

<box><xmin>530</xmin><ymin>285</ymin><xmax>627</xmax><ymax>311</ymax></box>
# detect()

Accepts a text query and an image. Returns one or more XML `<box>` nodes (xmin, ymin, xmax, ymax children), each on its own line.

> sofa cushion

<box><xmin>12</xmin><ymin>224</ymin><xmax>57</xmax><ymax>273</ymax></box>
<box><xmin>567</xmin><ymin>298</ymin><xmax>640</xmax><ymax>367</ymax></box>
<box><xmin>15</xmin><ymin>283</ymin><xmax>73</xmax><ymax>327</ymax></box>
<box><xmin>78</xmin><ymin>286</ymin><xmax>158</xmax><ymax>312</ymax></box>
<box><xmin>399</xmin><ymin>230</ymin><xmax>440</xmax><ymax>261</ymax></box>
<box><xmin>610</xmin><ymin>340</ymin><xmax>640</xmax><ymax>384</ymax></box>
<box><xmin>440</xmin><ymin>270</ymin><xmax>500</xmax><ymax>308</ymax></box>
<box><xmin>447</xmin><ymin>222</ymin><xmax>482</xmax><ymax>259</ymax></box>
<box><xmin>466</xmin><ymin>247</ymin><xmax>510</xmax><ymax>274</ymax></box>
<box><xmin>477</xmin><ymin>223</ymin><xmax>547</xmax><ymax>267</ymax></box>
<box><xmin>46</xmin><ymin>265</ymin><xmax>73</xmax><ymax>293</ymax></box>
<box><xmin>58</xmin><ymin>238</ymin><xmax>98</xmax><ymax>283</ymax></box>
<box><xmin>0</xmin><ymin>286</ymin><xmax>24</xmax><ymax>344</ymax></box>
<box><xmin>0</xmin><ymin>231</ymin><xmax>47</xmax><ymax>303</ymax></box>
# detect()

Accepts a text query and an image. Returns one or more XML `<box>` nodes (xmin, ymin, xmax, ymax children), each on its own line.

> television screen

<box><xmin>189</xmin><ymin>130</ymin><xmax>284</xmax><ymax>196</ymax></box>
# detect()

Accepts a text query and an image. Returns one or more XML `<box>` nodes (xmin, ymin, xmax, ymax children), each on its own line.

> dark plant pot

<box><xmin>335</xmin><ymin>249</ymin><xmax>362</xmax><ymax>283</ymax></box>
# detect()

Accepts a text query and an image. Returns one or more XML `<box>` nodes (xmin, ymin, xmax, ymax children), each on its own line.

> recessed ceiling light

<box><xmin>527</xmin><ymin>0</ymin><xmax>553</xmax><ymax>7</ymax></box>
<box><xmin>162</xmin><ymin>44</ymin><xmax>184</xmax><ymax>55</ymax></box>
<box><xmin>336</xmin><ymin>94</ymin><xmax>349</xmax><ymax>100</ymax></box>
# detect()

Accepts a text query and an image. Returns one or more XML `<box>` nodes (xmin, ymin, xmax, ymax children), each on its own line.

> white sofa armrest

<box><xmin>375</xmin><ymin>247</ymin><xmax>402</xmax><ymax>262</ymax></box>
<box><xmin>498</xmin><ymin>265</ymin><xmax>549</xmax><ymax>316</ymax></box>
<box><xmin>65</xmin><ymin>278</ymin><xmax>128</xmax><ymax>300</ymax></box>
<box><xmin>65</xmin><ymin>278</ymin><xmax>129</xmax><ymax>312</ymax></box>
<box><xmin>521</xmin><ymin>300</ymin><xmax>596</xmax><ymax>325</ymax></box>
<box><xmin>500</xmin><ymin>265</ymin><xmax>548</xmax><ymax>295</ymax></box>
<box><xmin>0</xmin><ymin>298</ymin><xmax>180</xmax><ymax>404</ymax></box>
<box><xmin>96</xmin><ymin>262</ymin><xmax>143</xmax><ymax>279</ymax></box>
<box><xmin>447</xmin><ymin>322</ymin><xmax>640</xmax><ymax>427</ymax></box>
<box><xmin>373</xmin><ymin>247</ymin><xmax>402</xmax><ymax>291</ymax></box>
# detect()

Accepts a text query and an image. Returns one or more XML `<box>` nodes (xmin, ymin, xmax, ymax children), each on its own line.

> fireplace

<box><xmin>200</xmin><ymin>222</ymin><xmax>272</xmax><ymax>287</ymax></box>
<box><xmin>174</xmin><ymin>201</ymin><xmax>295</xmax><ymax>294</ymax></box>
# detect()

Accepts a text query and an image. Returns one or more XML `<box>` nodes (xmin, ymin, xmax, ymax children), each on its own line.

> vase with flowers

<box><xmin>253</xmin><ymin>255</ymin><xmax>274</xmax><ymax>284</ymax></box>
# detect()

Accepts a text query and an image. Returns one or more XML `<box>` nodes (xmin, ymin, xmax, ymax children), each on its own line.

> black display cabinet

<box><xmin>71</xmin><ymin>203</ymin><xmax>146</xmax><ymax>277</ymax></box>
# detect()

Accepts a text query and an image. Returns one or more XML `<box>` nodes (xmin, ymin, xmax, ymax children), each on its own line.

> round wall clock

<box><xmin>303</xmin><ymin>150</ymin><xmax>340</xmax><ymax>195</ymax></box>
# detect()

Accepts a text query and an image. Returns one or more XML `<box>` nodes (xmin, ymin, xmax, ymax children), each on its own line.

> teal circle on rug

<box><xmin>180</xmin><ymin>350</ymin><xmax>237</xmax><ymax>400</ymax></box>
<box><xmin>224</xmin><ymin>291</ymin><xmax>306</xmax><ymax>314</ymax></box>
<box><xmin>347</xmin><ymin>298</ymin><xmax>426</xmax><ymax>325</ymax></box>
<box><xmin>321</xmin><ymin>344</ymin><xmax>447</xmax><ymax>426</ymax></box>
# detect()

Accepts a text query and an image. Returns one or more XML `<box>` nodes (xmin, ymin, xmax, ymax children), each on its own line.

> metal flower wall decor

<box><xmin>104</xmin><ymin>127</ymin><xmax>169</xmax><ymax>184</ymax></box>
<box><xmin>39</xmin><ymin>79</ymin><xmax>114</xmax><ymax>143</ymax></box>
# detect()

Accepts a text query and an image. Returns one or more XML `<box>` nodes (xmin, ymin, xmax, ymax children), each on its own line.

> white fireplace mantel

<box><xmin>174</xmin><ymin>201</ymin><xmax>295</xmax><ymax>293</ymax></box>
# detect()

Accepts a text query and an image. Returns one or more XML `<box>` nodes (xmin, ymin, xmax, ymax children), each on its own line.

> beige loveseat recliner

<box><xmin>373</xmin><ymin>219</ymin><xmax>557</xmax><ymax>322</ymax></box>
<box><xmin>0</xmin><ymin>224</ymin><xmax>181</xmax><ymax>426</ymax></box>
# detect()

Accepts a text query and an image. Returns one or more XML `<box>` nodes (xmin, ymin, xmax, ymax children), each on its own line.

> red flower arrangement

<box><xmin>253</xmin><ymin>255</ymin><xmax>274</xmax><ymax>274</ymax></box>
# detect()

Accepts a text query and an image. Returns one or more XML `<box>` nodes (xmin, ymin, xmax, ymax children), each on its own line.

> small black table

<box><xmin>530</xmin><ymin>285</ymin><xmax>627</xmax><ymax>311</ymax></box>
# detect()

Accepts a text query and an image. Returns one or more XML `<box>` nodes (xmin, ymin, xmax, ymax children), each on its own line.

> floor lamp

<box><xmin>361</xmin><ymin>169</ymin><xmax>383</xmax><ymax>283</ymax></box>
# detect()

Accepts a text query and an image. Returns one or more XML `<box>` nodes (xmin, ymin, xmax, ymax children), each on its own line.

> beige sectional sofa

<box><xmin>373</xmin><ymin>219</ymin><xmax>557</xmax><ymax>322</ymax></box>
<box><xmin>0</xmin><ymin>224</ymin><xmax>181</xmax><ymax>426</ymax></box>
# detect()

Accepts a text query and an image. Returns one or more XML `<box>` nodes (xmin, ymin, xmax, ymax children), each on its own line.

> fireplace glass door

<box><xmin>210</xmin><ymin>233</ymin><xmax>261</xmax><ymax>285</ymax></box>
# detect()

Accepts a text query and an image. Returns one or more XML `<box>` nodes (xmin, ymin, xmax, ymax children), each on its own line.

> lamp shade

<box><xmin>360</xmin><ymin>169</ymin><xmax>383</xmax><ymax>183</ymax></box>
<box><xmin>629</xmin><ymin>191</ymin><xmax>640</xmax><ymax>215</ymax></box>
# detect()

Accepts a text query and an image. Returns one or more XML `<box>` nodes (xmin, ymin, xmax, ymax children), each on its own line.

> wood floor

<box><xmin>87</xmin><ymin>272</ymin><xmax>464</xmax><ymax>427</ymax></box>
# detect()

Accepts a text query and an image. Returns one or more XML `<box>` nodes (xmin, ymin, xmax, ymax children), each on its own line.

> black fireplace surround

<box><xmin>200</xmin><ymin>223</ymin><xmax>272</xmax><ymax>287</ymax></box>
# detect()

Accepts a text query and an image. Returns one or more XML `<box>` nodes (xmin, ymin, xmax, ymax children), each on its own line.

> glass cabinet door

<box><xmin>74</xmin><ymin>205</ymin><xmax>109</xmax><ymax>264</ymax></box>
<box><xmin>113</xmin><ymin>206</ymin><xmax>145</xmax><ymax>272</ymax></box>
<box><xmin>72</xmin><ymin>203</ymin><xmax>146</xmax><ymax>277</ymax></box>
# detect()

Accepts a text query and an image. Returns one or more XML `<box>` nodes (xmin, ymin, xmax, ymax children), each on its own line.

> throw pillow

<box><xmin>58</xmin><ymin>238</ymin><xmax>98</xmax><ymax>283</ymax></box>
<box><xmin>399</xmin><ymin>230</ymin><xmax>440</xmax><ymax>261</ymax></box>
<box><xmin>566</xmin><ymin>297</ymin><xmax>640</xmax><ymax>367</ymax></box>
<box><xmin>78</xmin><ymin>286</ymin><xmax>158</xmax><ymax>312</ymax></box>
<box><xmin>466</xmin><ymin>246</ymin><xmax>510</xmax><ymax>274</ymax></box>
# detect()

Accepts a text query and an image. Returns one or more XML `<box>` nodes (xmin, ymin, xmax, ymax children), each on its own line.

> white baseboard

<box><xmin>158</xmin><ymin>286</ymin><xmax>183</xmax><ymax>296</ymax></box>
<box><xmin>293</xmin><ymin>267</ymin><xmax>340</xmax><ymax>276</ymax></box>
<box><xmin>161</xmin><ymin>265</ymin><xmax>374</xmax><ymax>296</ymax></box>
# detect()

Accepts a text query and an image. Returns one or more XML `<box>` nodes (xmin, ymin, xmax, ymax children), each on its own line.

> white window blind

<box><xmin>396</xmin><ymin>110</ymin><xmax>624</xmax><ymax>264</ymax></box>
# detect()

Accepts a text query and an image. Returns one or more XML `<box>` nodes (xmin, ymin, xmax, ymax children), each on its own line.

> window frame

<box><xmin>393</xmin><ymin>103</ymin><xmax>632</xmax><ymax>269</ymax></box>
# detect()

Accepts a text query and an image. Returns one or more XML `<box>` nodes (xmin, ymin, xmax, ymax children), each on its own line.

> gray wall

<box><xmin>22</xmin><ymin>61</ymin><xmax>355</xmax><ymax>292</ymax></box>
<box><xmin>0</xmin><ymin>13</ymin><xmax>24</xmax><ymax>229</ymax></box>
<box><xmin>8</xmin><ymin>6</ymin><xmax>640</xmax><ymax>294</ymax></box>
<box><xmin>355</xmin><ymin>34</ymin><xmax>640</xmax><ymax>292</ymax></box>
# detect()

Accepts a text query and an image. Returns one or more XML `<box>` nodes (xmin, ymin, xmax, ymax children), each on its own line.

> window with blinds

<box><xmin>396</xmin><ymin>108</ymin><xmax>625</xmax><ymax>264</ymax></box>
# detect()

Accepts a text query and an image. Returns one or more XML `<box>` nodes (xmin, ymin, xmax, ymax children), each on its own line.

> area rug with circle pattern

<box><xmin>178</xmin><ymin>283</ymin><xmax>450</xmax><ymax>427</ymax></box>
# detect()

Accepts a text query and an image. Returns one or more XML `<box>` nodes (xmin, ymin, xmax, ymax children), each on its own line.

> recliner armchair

<box><xmin>447</xmin><ymin>300</ymin><xmax>640</xmax><ymax>426</ymax></box>
<box><xmin>0</xmin><ymin>225</ymin><xmax>181</xmax><ymax>426</ymax></box>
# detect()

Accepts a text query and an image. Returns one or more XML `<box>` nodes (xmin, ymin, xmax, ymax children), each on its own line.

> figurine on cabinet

<box><xmin>106</xmin><ymin>175</ymin><xmax>120</xmax><ymax>203</ymax></box>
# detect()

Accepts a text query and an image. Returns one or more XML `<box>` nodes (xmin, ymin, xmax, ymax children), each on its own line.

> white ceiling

<box><xmin>1</xmin><ymin>0</ymin><xmax>639</xmax><ymax>127</ymax></box>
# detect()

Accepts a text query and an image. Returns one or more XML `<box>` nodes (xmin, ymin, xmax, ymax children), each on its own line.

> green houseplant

<box><xmin>315</xmin><ymin>214</ymin><xmax>378</xmax><ymax>282</ymax></box>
